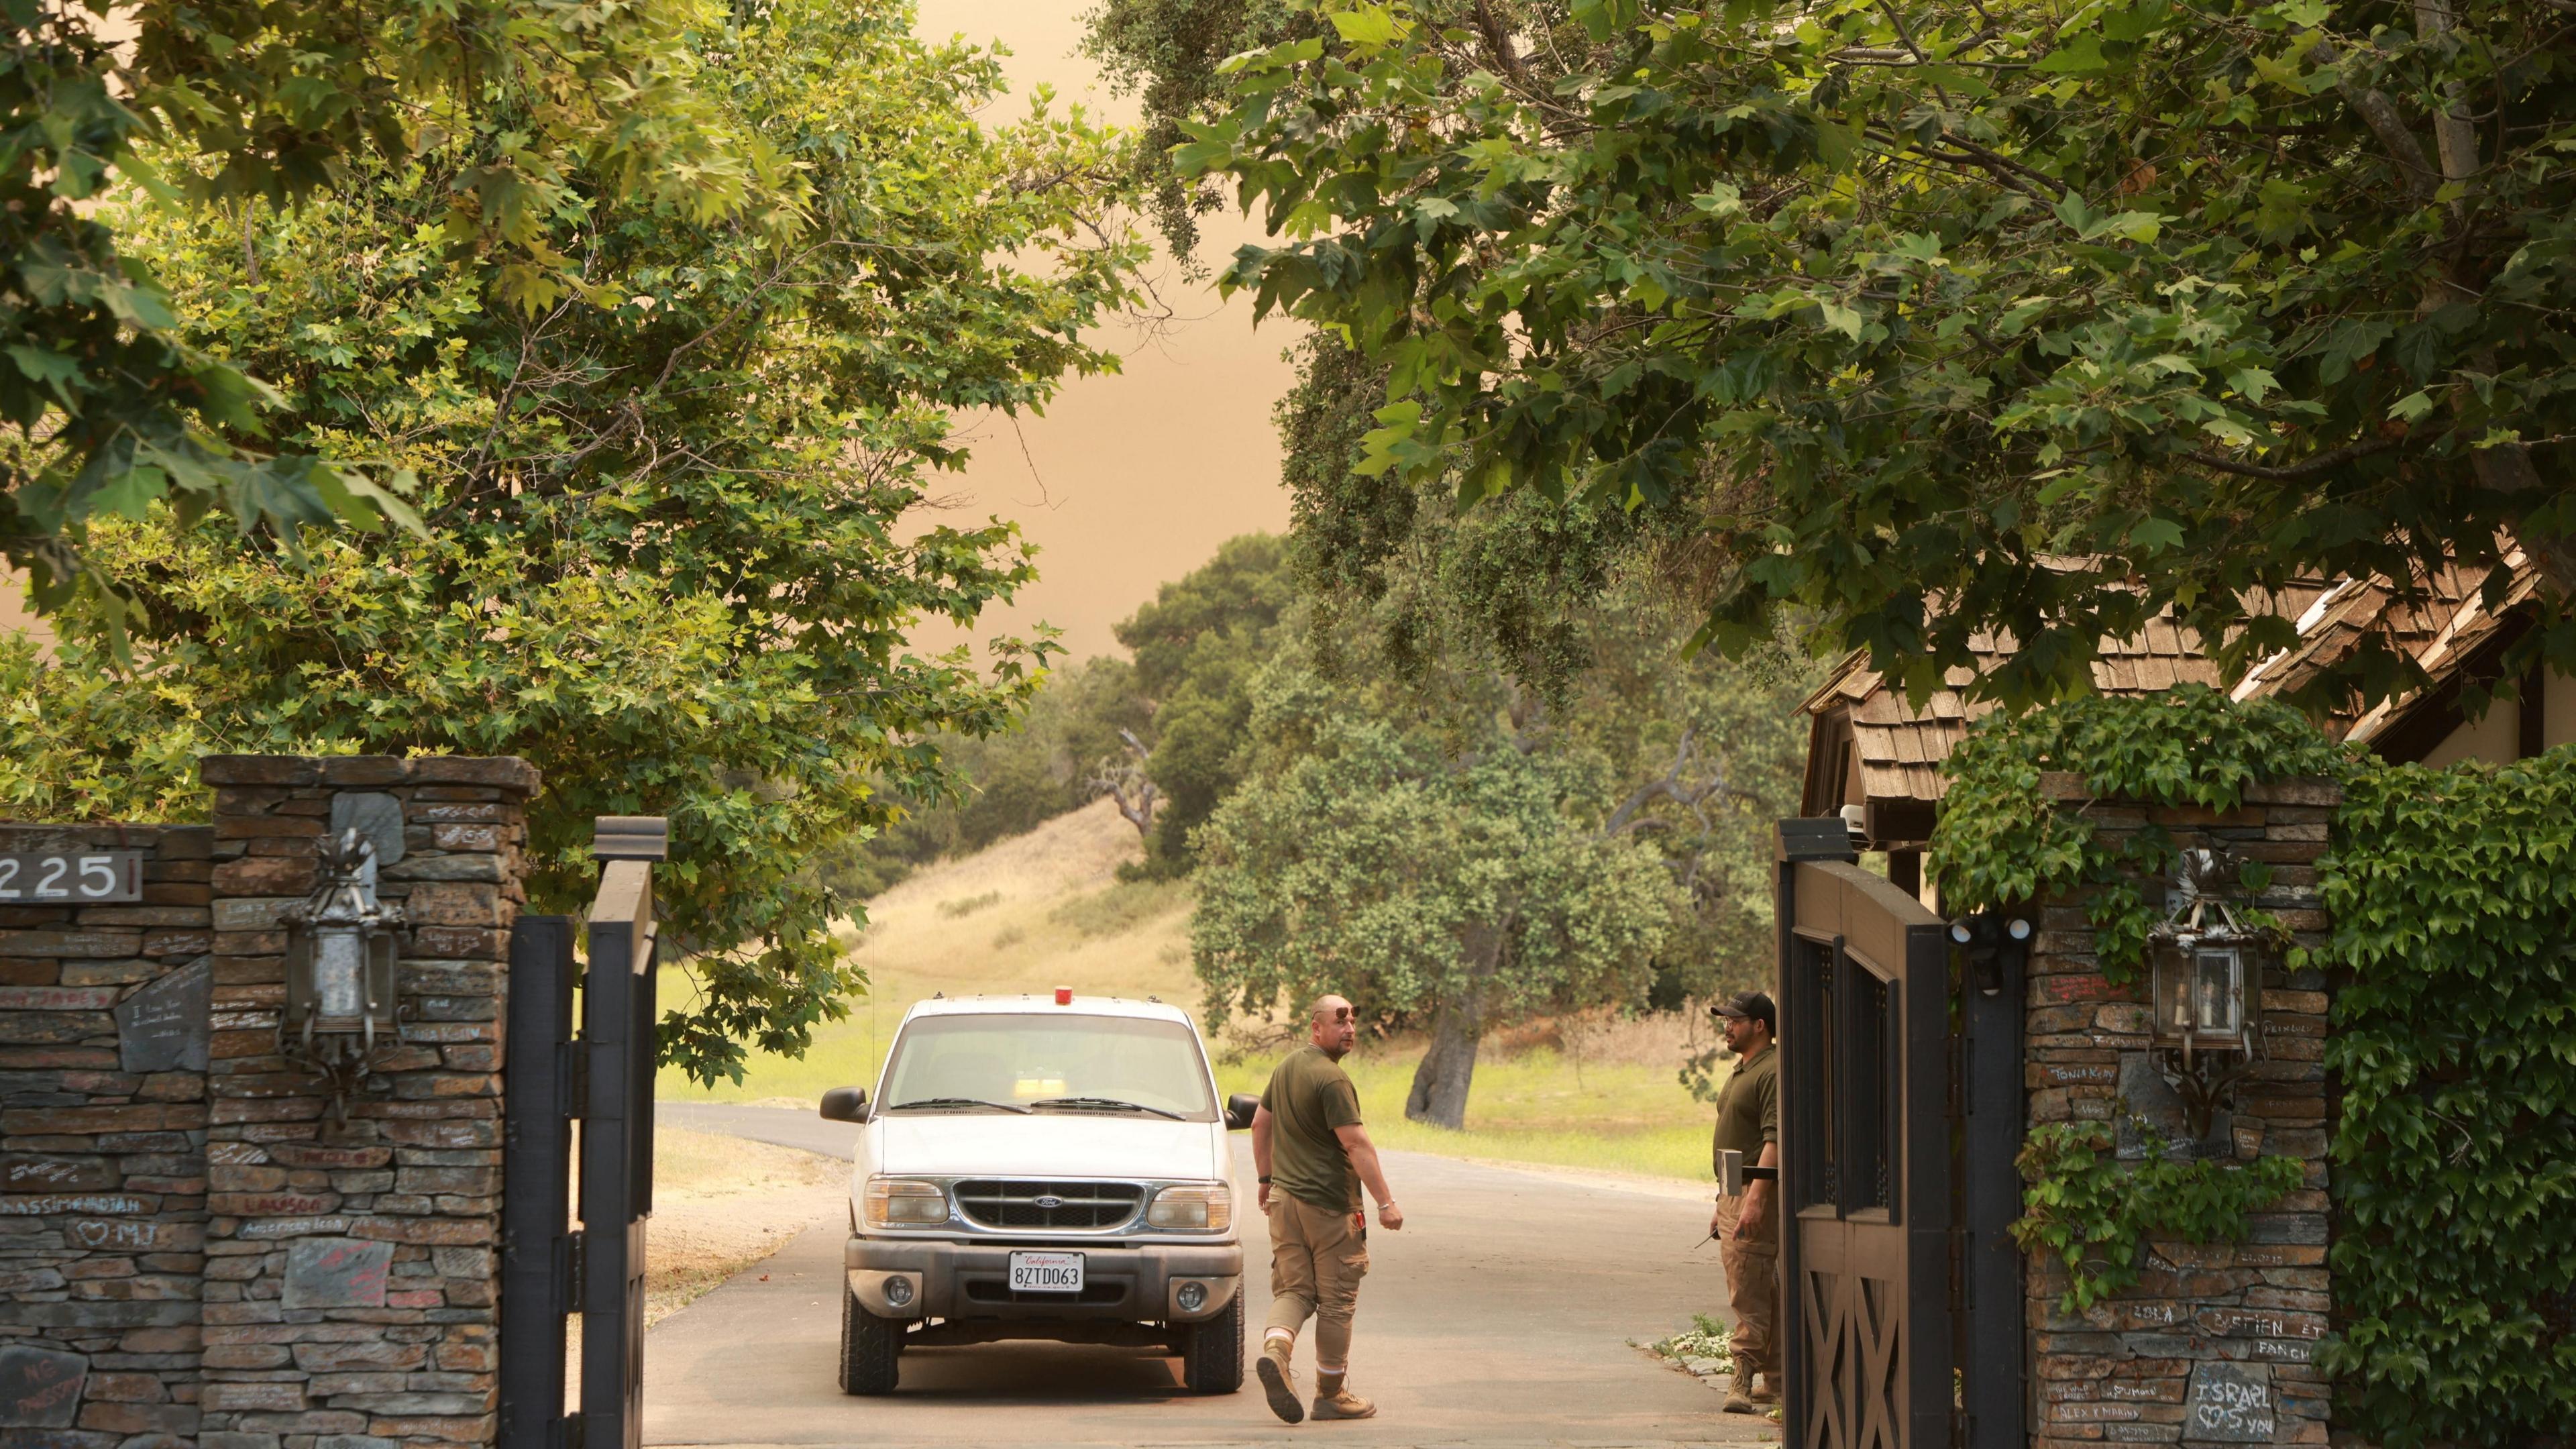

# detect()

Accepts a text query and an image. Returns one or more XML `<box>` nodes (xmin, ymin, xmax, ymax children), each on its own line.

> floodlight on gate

<box><xmin>280</xmin><ymin>828</ymin><xmax>408</xmax><ymax>1126</ymax></box>
<box><xmin>1946</xmin><ymin>911</ymin><xmax>2033</xmax><ymax>997</ymax></box>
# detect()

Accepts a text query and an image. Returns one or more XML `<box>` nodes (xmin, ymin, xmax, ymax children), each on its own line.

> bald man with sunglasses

<box><xmin>1250</xmin><ymin>994</ymin><xmax>1404</xmax><ymax>1424</ymax></box>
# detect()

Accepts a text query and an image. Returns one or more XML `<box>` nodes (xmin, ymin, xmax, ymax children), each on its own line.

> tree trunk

<box><xmin>1404</xmin><ymin>1002</ymin><xmax>1482</xmax><ymax>1130</ymax></box>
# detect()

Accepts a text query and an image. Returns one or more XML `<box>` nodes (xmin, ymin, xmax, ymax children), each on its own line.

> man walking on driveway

<box><xmin>1252</xmin><ymin>994</ymin><xmax>1405</xmax><ymax>1425</ymax></box>
<box><xmin>1708</xmin><ymin>989</ymin><xmax>1780</xmax><ymax>1413</ymax></box>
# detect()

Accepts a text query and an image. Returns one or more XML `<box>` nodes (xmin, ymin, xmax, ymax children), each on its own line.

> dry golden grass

<box><xmin>655</xmin><ymin>799</ymin><xmax>1198</xmax><ymax>1104</ymax></box>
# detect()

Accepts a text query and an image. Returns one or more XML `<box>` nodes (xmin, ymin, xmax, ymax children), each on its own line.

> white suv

<box><xmin>819</xmin><ymin>993</ymin><xmax>1254</xmax><ymax>1395</ymax></box>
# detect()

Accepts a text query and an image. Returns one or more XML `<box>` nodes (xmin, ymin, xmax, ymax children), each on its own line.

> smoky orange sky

<box><xmin>908</xmin><ymin>0</ymin><xmax>1298</xmax><ymax>663</ymax></box>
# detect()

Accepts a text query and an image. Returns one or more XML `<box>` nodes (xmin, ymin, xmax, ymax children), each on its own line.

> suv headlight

<box><xmin>863</xmin><ymin>1177</ymin><xmax>949</xmax><ymax>1227</ymax></box>
<box><xmin>1148</xmin><ymin>1183</ymin><xmax>1232</xmax><ymax>1233</ymax></box>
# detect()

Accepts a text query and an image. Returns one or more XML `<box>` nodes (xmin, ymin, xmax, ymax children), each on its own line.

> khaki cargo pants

<box><xmin>1713</xmin><ymin>1192</ymin><xmax>1778</xmax><ymax>1379</ymax></box>
<box><xmin>1265</xmin><ymin>1195</ymin><xmax>1371</xmax><ymax>1369</ymax></box>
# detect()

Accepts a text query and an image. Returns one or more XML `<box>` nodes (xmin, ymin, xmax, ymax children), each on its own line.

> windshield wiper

<box><xmin>1026</xmin><ymin>1096</ymin><xmax>1185</xmax><ymax>1120</ymax></box>
<box><xmin>886</xmin><ymin>1097</ymin><xmax>1031</xmax><ymax>1114</ymax></box>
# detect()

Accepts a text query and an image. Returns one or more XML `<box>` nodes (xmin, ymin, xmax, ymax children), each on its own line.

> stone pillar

<box><xmin>0</xmin><ymin>822</ymin><xmax>213</xmax><ymax>1447</ymax></box>
<box><xmin>2023</xmin><ymin>777</ymin><xmax>2339</xmax><ymax>1448</ymax></box>
<box><xmin>195</xmin><ymin>757</ymin><xmax>537</xmax><ymax>1449</ymax></box>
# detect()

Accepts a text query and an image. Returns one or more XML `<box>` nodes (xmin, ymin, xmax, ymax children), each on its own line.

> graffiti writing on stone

<box><xmin>3</xmin><ymin>1159</ymin><xmax>115</xmax><ymax>1191</ymax></box>
<box><xmin>0</xmin><ymin>1195</ymin><xmax>149</xmax><ymax>1217</ymax></box>
<box><xmin>65</xmin><ymin>1219</ymin><xmax>157</xmax><ymax>1250</ymax></box>
<box><xmin>115</xmin><ymin>959</ymin><xmax>210</xmax><ymax>1073</ymax></box>
<box><xmin>239</xmin><ymin>1216</ymin><xmax>353</xmax><ymax>1240</ymax></box>
<box><xmin>0</xmin><ymin>1346</ymin><xmax>88</xmax><ymax>1429</ymax></box>
<box><xmin>2185</xmin><ymin>1362</ymin><xmax>2277</xmax><ymax>1443</ymax></box>
<box><xmin>282</xmin><ymin>1236</ymin><xmax>394</xmax><ymax>1309</ymax></box>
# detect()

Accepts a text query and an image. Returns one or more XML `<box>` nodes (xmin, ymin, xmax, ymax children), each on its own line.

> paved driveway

<box><xmin>645</xmin><ymin>1102</ymin><xmax>1775</xmax><ymax>1448</ymax></box>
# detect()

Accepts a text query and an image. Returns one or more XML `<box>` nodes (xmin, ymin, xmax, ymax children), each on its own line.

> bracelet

<box><xmin>1257</xmin><ymin>1175</ymin><xmax>1272</xmax><ymax>1184</ymax></box>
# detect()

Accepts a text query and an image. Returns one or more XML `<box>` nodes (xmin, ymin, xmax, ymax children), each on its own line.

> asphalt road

<box><xmin>645</xmin><ymin>1101</ymin><xmax>1776</xmax><ymax>1449</ymax></box>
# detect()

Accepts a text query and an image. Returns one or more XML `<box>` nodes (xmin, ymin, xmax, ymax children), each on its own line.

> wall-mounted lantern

<box><xmin>280</xmin><ymin>828</ymin><xmax>407</xmax><ymax>1124</ymax></box>
<box><xmin>2147</xmin><ymin>847</ymin><xmax>2263</xmax><ymax>1140</ymax></box>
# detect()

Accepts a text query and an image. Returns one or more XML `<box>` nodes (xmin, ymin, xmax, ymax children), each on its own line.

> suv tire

<box><xmin>1178</xmin><ymin>1295</ymin><xmax>1244</xmax><ymax>1394</ymax></box>
<box><xmin>838</xmin><ymin>1281</ymin><xmax>902</xmax><ymax>1395</ymax></box>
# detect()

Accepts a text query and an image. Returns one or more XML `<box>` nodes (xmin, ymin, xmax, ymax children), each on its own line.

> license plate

<box><xmin>1007</xmin><ymin>1250</ymin><xmax>1084</xmax><ymax>1294</ymax></box>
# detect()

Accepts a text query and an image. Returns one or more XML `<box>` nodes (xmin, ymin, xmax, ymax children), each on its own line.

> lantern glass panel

<box><xmin>2156</xmin><ymin>953</ymin><xmax>2194</xmax><ymax>1040</ymax></box>
<box><xmin>316</xmin><ymin>930</ymin><xmax>366</xmax><ymax>1018</ymax></box>
<box><xmin>2193</xmin><ymin>948</ymin><xmax>2241</xmax><ymax>1035</ymax></box>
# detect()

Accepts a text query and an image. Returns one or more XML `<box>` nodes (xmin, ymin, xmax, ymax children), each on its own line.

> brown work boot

<box><xmin>1751</xmin><ymin>1371</ymin><xmax>1778</xmax><ymax>1404</ymax></box>
<box><xmin>1256</xmin><ymin>1336</ymin><xmax>1304</xmax><ymax>1424</ymax></box>
<box><xmin>1311</xmin><ymin>1371</ymin><xmax>1377</xmax><ymax>1421</ymax></box>
<box><xmin>1723</xmin><ymin>1365</ymin><xmax>1756</xmax><ymax>1413</ymax></box>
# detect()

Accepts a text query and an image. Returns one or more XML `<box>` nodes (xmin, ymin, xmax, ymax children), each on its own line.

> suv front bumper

<box><xmin>845</xmin><ymin>1236</ymin><xmax>1242</xmax><ymax>1323</ymax></box>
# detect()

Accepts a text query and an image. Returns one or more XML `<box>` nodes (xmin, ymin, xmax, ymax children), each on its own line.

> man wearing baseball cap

<box><xmin>1707</xmin><ymin>989</ymin><xmax>1780</xmax><ymax>1413</ymax></box>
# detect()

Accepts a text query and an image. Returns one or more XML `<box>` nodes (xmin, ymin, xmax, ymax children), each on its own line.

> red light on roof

<box><xmin>1055</xmin><ymin>987</ymin><xmax>1073</xmax><ymax>1006</ymax></box>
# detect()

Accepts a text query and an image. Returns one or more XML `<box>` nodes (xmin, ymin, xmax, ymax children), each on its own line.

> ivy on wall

<box><xmin>1932</xmin><ymin>684</ymin><xmax>2349</xmax><ymax>980</ymax></box>
<box><xmin>1936</xmin><ymin>684</ymin><xmax>2576</xmax><ymax>1448</ymax></box>
<box><xmin>2015</xmin><ymin>1120</ymin><xmax>2305</xmax><ymax>1312</ymax></box>
<box><xmin>2315</xmin><ymin>751</ymin><xmax>2576</xmax><ymax>1449</ymax></box>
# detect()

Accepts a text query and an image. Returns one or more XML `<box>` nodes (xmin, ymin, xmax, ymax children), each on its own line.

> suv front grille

<box><xmin>953</xmin><ymin>1179</ymin><xmax>1145</xmax><ymax>1231</ymax></box>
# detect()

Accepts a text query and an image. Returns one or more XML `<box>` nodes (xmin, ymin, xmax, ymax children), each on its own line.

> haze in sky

<box><xmin>910</xmin><ymin>0</ymin><xmax>1298</xmax><ymax>662</ymax></box>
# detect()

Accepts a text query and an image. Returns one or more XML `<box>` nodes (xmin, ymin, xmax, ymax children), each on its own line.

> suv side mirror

<box><xmin>820</xmin><ymin>1085</ymin><xmax>871</xmax><ymax>1123</ymax></box>
<box><xmin>1224</xmin><ymin>1093</ymin><xmax>1259</xmax><ymax>1131</ymax></box>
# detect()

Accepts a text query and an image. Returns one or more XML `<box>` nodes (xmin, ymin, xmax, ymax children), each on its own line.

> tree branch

<box><xmin>2182</xmin><ymin>435</ymin><xmax>2404</xmax><ymax>482</ymax></box>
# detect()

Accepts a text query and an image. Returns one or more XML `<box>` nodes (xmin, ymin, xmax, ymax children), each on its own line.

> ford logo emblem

<box><xmin>1032</xmin><ymin>1195</ymin><xmax>1064</xmax><ymax>1210</ymax></box>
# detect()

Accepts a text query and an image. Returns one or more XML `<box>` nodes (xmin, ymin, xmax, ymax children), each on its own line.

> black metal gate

<box><xmin>1774</xmin><ymin>819</ymin><xmax>2025</xmax><ymax>1449</ymax></box>
<box><xmin>500</xmin><ymin>817</ymin><xmax>668</xmax><ymax>1449</ymax></box>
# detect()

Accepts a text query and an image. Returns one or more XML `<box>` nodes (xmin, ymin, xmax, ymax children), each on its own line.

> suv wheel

<box><xmin>838</xmin><ymin>1280</ymin><xmax>902</xmax><ymax>1395</ymax></box>
<box><xmin>1178</xmin><ymin>1295</ymin><xmax>1244</xmax><ymax>1395</ymax></box>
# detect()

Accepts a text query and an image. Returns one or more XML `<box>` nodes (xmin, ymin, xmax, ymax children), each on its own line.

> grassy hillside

<box><xmin>655</xmin><ymin>798</ymin><xmax>1721</xmax><ymax>1183</ymax></box>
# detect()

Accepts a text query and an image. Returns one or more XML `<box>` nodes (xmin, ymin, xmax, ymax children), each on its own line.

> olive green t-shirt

<box><xmin>1262</xmin><ymin>1044</ymin><xmax>1364</xmax><ymax>1212</ymax></box>
<box><xmin>1711</xmin><ymin>1041</ymin><xmax>1780</xmax><ymax>1175</ymax></box>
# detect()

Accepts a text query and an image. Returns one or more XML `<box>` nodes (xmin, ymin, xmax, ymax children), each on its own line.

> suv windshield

<box><xmin>880</xmin><ymin>1014</ymin><xmax>1218</xmax><ymax>1122</ymax></box>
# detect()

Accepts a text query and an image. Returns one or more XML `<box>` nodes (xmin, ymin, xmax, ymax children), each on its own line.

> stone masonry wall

<box><xmin>197</xmin><ymin>756</ymin><xmax>536</xmax><ymax>1449</ymax></box>
<box><xmin>2023</xmin><ymin>776</ymin><xmax>2341</xmax><ymax>1449</ymax></box>
<box><xmin>1</xmin><ymin>755</ymin><xmax>537</xmax><ymax>1449</ymax></box>
<box><xmin>1</xmin><ymin>822</ymin><xmax>215</xmax><ymax>1449</ymax></box>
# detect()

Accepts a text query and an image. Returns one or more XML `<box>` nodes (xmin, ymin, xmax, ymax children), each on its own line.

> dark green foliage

<box><xmin>1114</xmin><ymin>533</ymin><xmax>1296</xmax><ymax>869</ymax></box>
<box><xmin>1082</xmin><ymin>0</ymin><xmax>1317</xmax><ymax>260</ymax></box>
<box><xmin>3</xmin><ymin>0</ymin><xmax>793</xmax><ymax>633</ymax></box>
<box><xmin>1933</xmin><ymin>686</ymin><xmax>2351</xmax><ymax>981</ymax></box>
<box><xmin>2014</xmin><ymin>1119</ymin><xmax>2304</xmax><ymax>1313</ymax></box>
<box><xmin>2316</xmin><ymin>751</ymin><xmax>2576</xmax><ymax>1448</ymax></box>
<box><xmin>1179</xmin><ymin>0</ymin><xmax>2576</xmax><ymax>710</ymax></box>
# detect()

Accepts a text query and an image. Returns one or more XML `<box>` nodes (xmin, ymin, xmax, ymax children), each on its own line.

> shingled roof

<box><xmin>1794</xmin><ymin>561</ymin><xmax>2554</xmax><ymax>808</ymax></box>
<box><xmin>1801</xmin><ymin>616</ymin><xmax>2233</xmax><ymax>806</ymax></box>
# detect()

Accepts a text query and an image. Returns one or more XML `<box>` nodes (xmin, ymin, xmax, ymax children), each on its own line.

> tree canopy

<box><xmin>1191</xmin><ymin>640</ymin><xmax>1683</xmax><ymax>1126</ymax></box>
<box><xmin>2</xmin><ymin>0</ymin><xmax>794</xmax><ymax>634</ymax></box>
<box><xmin>1170</xmin><ymin>0</ymin><xmax>2576</xmax><ymax>709</ymax></box>
<box><xmin>0</xmin><ymin>0</ymin><xmax>1145</xmax><ymax>1084</ymax></box>
<box><xmin>1190</xmin><ymin>582</ymin><xmax>1811</xmax><ymax>1125</ymax></box>
<box><xmin>1114</xmin><ymin>531</ymin><xmax>1297</xmax><ymax>869</ymax></box>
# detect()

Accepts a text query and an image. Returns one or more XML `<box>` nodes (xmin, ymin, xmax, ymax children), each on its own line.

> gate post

<box><xmin>1960</xmin><ymin>919</ymin><xmax>2027</xmax><ymax>1449</ymax></box>
<box><xmin>197</xmin><ymin>755</ymin><xmax>538</xmax><ymax>1449</ymax></box>
<box><xmin>498</xmin><ymin>915</ymin><xmax>576</xmax><ymax>1449</ymax></box>
<box><xmin>579</xmin><ymin>818</ymin><xmax>665</xmax><ymax>1449</ymax></box>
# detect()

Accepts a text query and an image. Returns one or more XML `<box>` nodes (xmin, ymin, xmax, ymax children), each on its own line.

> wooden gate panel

<box><xmin>1777</xmin><ymin>824</ymin><xmax>1955</xmax><ymax>1449</ymax></box>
